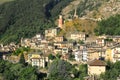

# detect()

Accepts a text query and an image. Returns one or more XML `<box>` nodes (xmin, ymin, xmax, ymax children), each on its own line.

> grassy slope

<box><xmin>59</xmin><ymin>0</ymin><xmax>120</xmax><ymax>37</ymax></box>
<box><xmin>58</xmin><ymin>19</ymin><xmax>97</xmax><ymax>36</ymax></box>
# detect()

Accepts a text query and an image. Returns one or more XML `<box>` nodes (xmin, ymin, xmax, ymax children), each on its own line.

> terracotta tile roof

<box><xmin>88</xmin><ymin>59</ymin><xmax>106</xmax><ymax>66</ymax></box>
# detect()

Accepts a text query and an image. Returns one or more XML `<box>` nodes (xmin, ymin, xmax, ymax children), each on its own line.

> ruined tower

<box><xmin>58</xmin><ymin>15</ymin><xmax>63</xmax><ymax>29</ymax></box>
<box><xmin>73</xmin><ymin>6</ymin><xmax>78</xmax><ymax>18</ymax></box>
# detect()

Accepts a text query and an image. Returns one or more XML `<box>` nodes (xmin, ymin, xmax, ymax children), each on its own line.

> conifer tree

<box><xmin>19</xmin><ymin>53</ymin><xmax>25</xmax><ymax>65</ymax></box>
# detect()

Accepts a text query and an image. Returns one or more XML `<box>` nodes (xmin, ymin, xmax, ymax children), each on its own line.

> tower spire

<box><xmin>58</xmin><ymin>15</ymin><xmax>63</xmax><ymax>29</ymax></box>
<box><xmin>74</xmin><ymin>6</ymin><xmax>78</xmax><ymax>18</ymax></box>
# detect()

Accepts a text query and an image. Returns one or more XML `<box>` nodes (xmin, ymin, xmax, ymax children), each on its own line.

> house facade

<box><xmin>69</xmin><ymin>32</ymin><xmax>86</xmax><ymax>41</ymax></box>
<box><xmin>54</xmin><ymin>36</ymin><xmax>63</xmax><ymax>42</ymax></box>
<box><xmin>105</xmin><ymin>48</ymin><xmax>113</xmax><ymax>61</ymax></box>
<box><xmin>96</xmin><ymin>38</ymin><xmax>105</xmax><ymax>46</ymax></box>
<box><xmin>54</xmin><ymin>42</ymin><xmax>68</xmax><ymax>49</ymax></box>
<box><xmin>87</xmin><ymin>51</ymin><xmax>99</xmax><ymax>60</ymax></box>
<box><xmin>74</xmin><ymin>50</ymin><xmax>82</xmax><ymax>61</ymax></box>
<box><xmin>105</xmin><ymin>47</ymin><xmax>120</xmax><ymax>63</ymax></box>
<box><xmin>112</xmin><ymin>47</ymin><xmax>120</xmax><ymax>62</ymax></box>
<box><xmin>74</xmin><ymin>49</ymin><xmax>88</xmax><ymax>62</ymax></box>
<box><xmin>88</xmin><ymin>59</ymin><xmax>106</xmax><ymax>75</ymax></box>
<box><xmin>45</xmin><ymin>28</ymin><xmax>57</xmax><ymax>39</ymax></box>
<box><xmin>28</xmin><ymin>53</ymin><xmax>47</xmax><ymax>68</ymax></box>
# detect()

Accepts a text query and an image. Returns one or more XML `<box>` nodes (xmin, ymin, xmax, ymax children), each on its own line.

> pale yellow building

<box><xmin>54</xmin><ymin>42</ymin><xmax>68</xmax><ymax>49</ymax></box>
<box><xmin>87</xmin><ymin>51</ymin><xmax>100</xmax><ymax>60</ymax></box>
<box><xmin>69</xmin><ymin>32</ymin><xmax>86</xmax><ymax>41</ymax></box>
<box><xmin>88</xmin><ymin>59</ymin><xmax>106</xmax><ymax>75</ymax></box>
<box><xmin>54</xmin><ymin>36</ymin><xmax>63</xmax><ymax>42</ymax></box>
<box><xmin>105</xmin><ymin>49</ymin><xmax>113</xmax><ymax>61</ymax></box>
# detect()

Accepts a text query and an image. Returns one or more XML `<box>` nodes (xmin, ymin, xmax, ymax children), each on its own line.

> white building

<box><xmin>112</xmin><ymin>47</ymin><xmax>120</xmax><ymax>63</ymax></box>
<box><xmin>28</xmin><ymin>53</ymin><xmax>46</xmax><ymax>68</ymax></box>
<box><xmin>74</xmin><ymin>48</ymin><xmax>88</xmax><ymax>62</ymax></box>
<box><xmin>35</xmin><ymin>34</ymin><xmax>42</xmax><ymax>41</ymax></box>
<box><xmin>70</xmin><ymin>32</ymin><xmax>86</xmax><ymax>41</ymax></box>
<box><xmin>96</xmin><ymin>38</ymin><xmax>105</xmax><ymax>46</ymax></box>
<box><xmin>74</xmin><ymin>50</ymin><xmax>82</xmax><ymax>61</ymax></box>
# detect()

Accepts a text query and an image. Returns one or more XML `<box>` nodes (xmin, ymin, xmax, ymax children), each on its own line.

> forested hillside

<box><xmin>0</xmin><ymin>0</ymin><xmax>13</xmax><ymax>4</ymax></box>
<box><xmin>0</xmin><ymin>0</ymin><xmax>72</xmax><ymax>44</ymax></box>
<box><xmin>94</xmin><ymin>14</ymin><xmax>120</xmax><ymax>35</ymax></box>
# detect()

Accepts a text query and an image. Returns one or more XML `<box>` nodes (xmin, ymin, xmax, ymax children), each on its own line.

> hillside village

<box><xmin>1</xmin><ymin>0</ymin><xmax>120</xmax><ymax>80</ymax></box>
<box><xmin>0</xmin><ymin>12</ymin><xmax>120</xmax><ymax>79</ymax></box>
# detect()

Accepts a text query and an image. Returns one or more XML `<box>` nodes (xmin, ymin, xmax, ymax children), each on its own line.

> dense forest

<box><xmin>0</xmin><ymin>58</ymin><xmax>88</xmax><ymax>80</ymax></box>
<box><xmin>0</xmin><ymin>58</ymin><xmax>38</xmax><ymax>80</ymax></box>
<box><xmin>0</xmin><ymin>59</ymin><xmax>48</xmax><ymax>80</ymax></box>
<box><xmin>100</xmin><ymin>61</ymin><xmax>120</xmax><ymax>80</ymax></box>
<box><xmin>0</xmin><ymin>0</ymin><xmax>72</xmax><ymax>44</ymax></box>
<box><xmin>94</xmin><ymin>14</ymin><xmax>120</xmax><ymax>35</ymax></box>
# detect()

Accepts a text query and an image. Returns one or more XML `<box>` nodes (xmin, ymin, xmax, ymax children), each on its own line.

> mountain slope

<box><xmin>59</xmin><ymin>0</ymin><xmax>120</xmax><ymax>36</ymax></box>
<box><xmin>0</xmin><ymin>0</ymin><xmax>72</xmax><ymax>44</ymax></box>
<box><xmin>62</xmin><ymin>0</ymin><xmax>120</xmax><ymax>19</ymax></box>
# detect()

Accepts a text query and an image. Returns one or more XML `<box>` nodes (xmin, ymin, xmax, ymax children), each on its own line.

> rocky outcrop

<box><xmin>61</xmin><ymin>0</ymin><xmax>120</xmax><ymax>19</ymax></box>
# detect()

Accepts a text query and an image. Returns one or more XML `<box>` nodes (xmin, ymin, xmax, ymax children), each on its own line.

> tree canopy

<box><xmin>48</xmin><ymin>54</ymin><xmax>55</xmax><ymax>60</ymax></box>
<box><xmin>19</xmin><ymin>53</ymin><xmax>25</xmax><ymax>65</ymax></box>
<box><xmin>48</xmin><ymin>59</ymin><xmax>73</xmax><ymax>80</ymax></box>
<box><xmin>0</xmin><ymin>60</ymin><xmax>37</xmax><ymax>80</ymax></box>
<box><xmin>100</xmin><ymin>61</ymin><xmax>120</xmax><ymax>80</ymax></box>
<box><xmin>94</xmin><ymin>14</ymin><xmax>120</xmax><ymax>35</ymax></box>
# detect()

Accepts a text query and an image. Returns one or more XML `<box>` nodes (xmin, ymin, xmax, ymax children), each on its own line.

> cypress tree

<box><xmin>19</xmin><ymin>53</ymin><xmax>25</xmax><ymax>65</ymax></box>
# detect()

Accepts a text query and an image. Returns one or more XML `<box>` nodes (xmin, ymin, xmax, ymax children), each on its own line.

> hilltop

<box><xmin>61</xmin><ymin>0</ymin><xmax>120</xmax><ymax>19</ymax></box>
<box><xmin>59</xmin><ymin>0</ymin><xmax>120</xmax><ymax>36</ymax></box>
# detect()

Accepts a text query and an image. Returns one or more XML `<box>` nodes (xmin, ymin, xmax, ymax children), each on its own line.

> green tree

<box><xmin>48</xmin><ymin>54</ymin><xmax>55</xmax><ymax>60</ymax></box>
<box><xmin>56</xmin><ymin>53</ymin><xmax>61</xmax><ymax>59</ymax></box>
<box><xmin>0</xmin><ymin>60</ymin><xmax>5</xmax><ymax>73</ymax></box>
<box><xmin>0</xmin><ymin>59</ymin><xmax>39</xmax><ymax>80</ymax></box>
<box><xmin>78</xmin><ymin>40</ymin><xmax>84</xmax><ymax>44</ymax></box>
<box><xmin>13</xmin><ymin>47</ymin><xmax>30</xmax><ymax>56</ymax></box>
<box><xmin>3</xmin><ymin>70</ymin><xmax>15</xmax><ymax>80</ymax></box>
<box><xmin>95</xmin><ymin>14</ymin><xmax>120</xmax><ymax>35</ymax></box>
<box><xmin>106</xmin><ymin>60</ymin><xmax>114</xmax><ymax>70</ymax></box>
<box><xmin>19</xmin><ymin>53</ymin><xmax>25</xmax><ymax>65</ymax></box>
<box><xmin>114</xmin><ymin>61</ymin><xmax>120</xmax><ymax>72</ymax></box>
<box><xmin>2</xmin><ymin>60</ymin><xmax>15</xmax><ymax>80</ymax></box>
<box><xmin>18</xmin><ymin>65</ymin><xmax>37</xmax><ymax>80</ymax></box>
<box><xmin>100</xmin><ymin>61</ymin><xmax>120</xmax><ymax>80</ymax></box>
<box><xmin>48</xmin><ymin>59</ymin><xmax>73</xmax><ymax>80</ymax></box>
<box><xmin>78</xmin><ymin>64</ymin><xmax>88</xmax><ymax>80</ymax></box>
